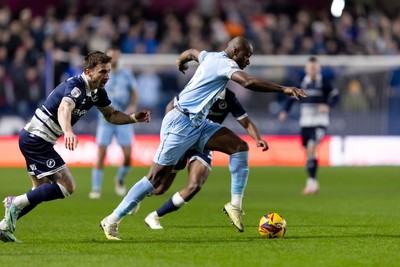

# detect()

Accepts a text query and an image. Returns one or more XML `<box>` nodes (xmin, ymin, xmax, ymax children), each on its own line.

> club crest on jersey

<box><xmin>218</xmin><ymin>101</ymin><xmax>227</xmax><ymax>109</ymax></box>
<box><xmin>91</xmin><ymin>91</ymin><xmax>99</xmax><ymax>102</ymax></box>
<box><xmin>46</xmin><ymin>159</ymin><xmax>56</xmax><ymax>168</ymax></box>
<box><xmin>70</xmin><ymin>87</ymin><xmax>82</xmax><ymax>98</ymax></box>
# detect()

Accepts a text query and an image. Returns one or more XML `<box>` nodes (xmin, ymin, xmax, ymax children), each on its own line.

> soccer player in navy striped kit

<box><xmin>0</xmin><ymin>51</ymin><xmax>150</xmax><ymax>243</ymax></box>
<box><xmin>279</xmin><ymin>57</ymin><xmax>339</xmax><ymax>195</ymax></box>
<box><xmin>100</xmin><ymin>36</ymin><xmax>306</xmax><ymax>240</ymax></box>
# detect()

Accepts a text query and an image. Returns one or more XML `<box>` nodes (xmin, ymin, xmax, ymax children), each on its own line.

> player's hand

<box><xmin>176</xmin><ymin>59</ymin><xmax>189</xmax><ymax>74</ymax></box>
<box><xmin>283</xmin><ymin>87</ymin><xmax>307</xmax><ymax>100</ymax></box>
<box><xmin>64</xmin><ymin>131</ymin><xmax>78</xmax><ymax>151</ymax></box>
<box><xmin>133</xmin><ymin>109</ymin><xmax>151</xmax><ymax>123</ymax></box>
<box><xmin>257</xmin><ymin>140</ymin><xmax>269</xmax><ymax>151</ymax></box>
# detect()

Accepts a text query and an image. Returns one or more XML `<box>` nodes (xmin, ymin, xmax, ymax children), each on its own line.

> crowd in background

<box><xmin>0</xmin><ymin>0</ymin><xmax>399</xmax><ymax>134</ymax></box>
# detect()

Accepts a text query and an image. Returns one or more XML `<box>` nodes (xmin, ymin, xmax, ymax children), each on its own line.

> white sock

<box><xmin>13</xmin><ymin>194</ymin><xmax>30</xmax><ymax>209</ymax></box>
<box><xmin>0</xmin><ymin>219</ymin><xmax>7</xmax><ymax>230</ymax></box>
<box><xmin>231</xmin><ymin>194</ymin><xmax>243</xmax><ymax>209</ymax></box>
<box><xmin>172</xmin><ymin>192</ymin><xmax>187</xmax><ymax>208</ymax></box>
<box><xmin>107</xmin><ymin>212</ymin><xmax>122</xmax><ymax>224</ymax></box>
<box><xmin>57</xmin><ymin>183</ymin><xmax>70</xmax><ymax>197</ymax></box>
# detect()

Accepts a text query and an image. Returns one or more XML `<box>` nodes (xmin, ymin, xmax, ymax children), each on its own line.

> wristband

<box><xmin>130</xmin><ymin>113</ymin><xmax>138</xmax><ymax>122</ymax></box>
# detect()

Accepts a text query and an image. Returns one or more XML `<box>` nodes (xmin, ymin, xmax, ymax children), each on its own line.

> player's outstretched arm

<box><xmin>231</xmin><ymin>71</ymin><xmax>307</xmax><ymax>100</ymax></box>
<box><xmin>98</xmin><ymin>105</ymin><xmax>151</xmax><ymax>124</ymax></box>
<box><xmin>176</xmin><ymin>49</ymin><xmax>200</xmax><ymax>74</ymax></box>
<box><xmin>238</xmin><ymin>116</ymin><xmax>269</xmax><ymax>151</ymax></box>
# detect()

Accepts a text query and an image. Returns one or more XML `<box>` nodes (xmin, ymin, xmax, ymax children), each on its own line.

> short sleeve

<box><xmin>198</xmin><ymin>50</ymin><xmax>207</xmax><ymax>63</ymax></box>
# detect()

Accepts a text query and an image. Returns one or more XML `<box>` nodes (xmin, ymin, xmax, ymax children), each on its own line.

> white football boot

<box><xmin>144</xmin><ymin>211</ymin><xmax>163</xmax><ymax>229</ymax></box>
<box><xmin>303</xmin><ymin>178</ymin><xmax>319</xmax><ymax>195</ymax></box>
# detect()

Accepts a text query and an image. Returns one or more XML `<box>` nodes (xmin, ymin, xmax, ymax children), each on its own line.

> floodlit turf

<box><xmin>0</xmin><ymin>166</ymin><xmax>399</xmax><ymax>267</ymax></box>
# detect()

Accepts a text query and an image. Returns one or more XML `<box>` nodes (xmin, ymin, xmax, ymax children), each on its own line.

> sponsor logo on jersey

<box><xmin>71</xmin><ymin>87</ymin><xmax>82</xmax><ymax>98</ymax></box>
<box><xmin>72</xmin><ymin>109</ymin><xmax>88</xmax><ymax>117</ymax></box>
<box><xmin>46</xmin><ymin>159</ymin><xmax>56</xmax><ymax>168</ymax></box>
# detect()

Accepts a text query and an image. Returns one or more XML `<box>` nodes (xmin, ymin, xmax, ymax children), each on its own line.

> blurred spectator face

<box><xmin>305</xmin><ymin>60</ymin><xmax>321</xmax><ymax>78</ymax></box>
<box><xmin>106</xmin><ymin>48</ymin><xmax>120</xmax><ymax>68</ymax></box>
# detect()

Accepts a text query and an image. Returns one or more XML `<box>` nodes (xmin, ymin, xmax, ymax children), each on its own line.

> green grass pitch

<box><xmin>0</xmin><ymin>166</ymin><xmax>399</xmax><ymax>267</ymax></box>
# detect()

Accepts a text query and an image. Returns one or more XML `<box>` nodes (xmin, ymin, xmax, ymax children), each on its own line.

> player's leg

<box><xmin>203</xmin><ymin>126</ymin><xmax>249</xmax><ymax>232</ymax></box>
<box><xmin>90</xmin><ymin>146</ymin><xmax>107</xmax><ymax>199</ymax></box>
<box><xmin>100</xmin><ymin>109</ymin><xmax>197</xmax><ymax>240</ymax></box>
<box><xmin>114</xmin><ymin>124</ymin><xmax>133</xmax><ymax>196</ymax></box>
<box><xmin>302</xmin><ymin>127</ymin><xmax>325</xmax><ymax>195</ymax></box>
<box><xmin>146</xmin><ymin>151</ymin><xmax>211</xmax><ymax>229</ymax></box>
<box><xmin>90</xmin><ymin>122</ymin><xmax>113</xmax><ymax>198</ymax></box>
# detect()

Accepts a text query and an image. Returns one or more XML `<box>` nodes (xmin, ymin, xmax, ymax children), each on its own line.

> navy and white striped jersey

<box><xmin>24</xmin><ymin>73</ymin><xmax>111</xmax><ymax>144</ymax></box>
<box><xmin>206</xmin><ymin>88</ymin><xmax>247</xmax><ymax>124</ymax></box>
<box><xmin>282</xmin><ymin>74</ymin><xmax>339</xmax><ymax>127</ymax></box>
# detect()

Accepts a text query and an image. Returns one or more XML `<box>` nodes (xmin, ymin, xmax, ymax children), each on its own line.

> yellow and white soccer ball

<box><xmin>258</xmin><ymin>212</ymin><xmax>287</xmax><ymax>238</ymax></box>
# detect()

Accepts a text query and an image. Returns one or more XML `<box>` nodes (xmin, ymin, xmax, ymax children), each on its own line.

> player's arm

<box><xmin>165</xmin><ymin>99</ymin><xmax>174</xmax><ymax>114</ymax></box>
<box><xmin>58</xmin><ymin>97</ymin><xmax>78</xmax><ymax>151</ymax></box>
<box><xmin>126</xmin><ymin>89</ymin><xmax>138</xmax><ymax>114</ymax></box>
<box><xmin>238</xmin><ymin>116</ymin><xmax>269</xmax><ymax>151</ymax></box>
<box><xmin>97</xmin><ymin>105</ymin><xmax>151</xmax><ymax>125</ymax></box>
<box><xmin>176</xmin><ymin>49</ymin><xmax>200</xmax><ymax>74</ymax></box>
<box><xmin>278</xmin><ymin>97</ymin><xmax>295</xmax><ymax>122</ymax></box>
<box><xmin>231</xmin><ymin>71</ymin><xmax>307</xmax><ymax>100</ymax></box>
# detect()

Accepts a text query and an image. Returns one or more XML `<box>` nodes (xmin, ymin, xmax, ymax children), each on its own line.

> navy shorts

<box><xmin>301</xmin><ymin>127</ymin><xmax>326</xmax><ymax>147</ymax></box>
<box><xmin>19</xmin><ymin>129</ymin><xmax>66</xmax><ymax>179</ymax></box>
<box><xmin>172</xmin><ymin>148</ymin><xmax>213</xmax><ymax>173</ymax></box>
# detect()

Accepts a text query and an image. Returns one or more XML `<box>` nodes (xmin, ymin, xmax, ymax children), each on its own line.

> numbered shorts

<box><xmin>172</xmin><ymin>148</ymin><xmax>213</xmax><ymax>173</ymax></box>
<box><xmin>301</xmin><ymin>126</ymin><xmax>326</xmax><ymax>147</ymax></box>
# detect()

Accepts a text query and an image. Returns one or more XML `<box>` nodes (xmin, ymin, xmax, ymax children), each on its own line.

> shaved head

<box><xmin>224</xmin><ymin>36</ymin><xmax>253</xmax><ymax>69</ymax></box>
<box><xmin>227</xmin><ymin>36</ymin><xmax>253</xmax><ymax>52</ymax></box>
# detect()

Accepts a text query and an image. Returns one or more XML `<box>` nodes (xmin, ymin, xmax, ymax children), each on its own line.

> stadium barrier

<box><xmin>0</xmin><ymin>135</ymin><xmax>399</xmax><ymax>167</ymax></box>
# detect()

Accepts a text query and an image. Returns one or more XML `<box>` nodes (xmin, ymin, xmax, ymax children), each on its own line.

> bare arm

<box><xmin>231</xmin><ymin>71</ymin><xmax>307</xmax><ymax>100</ymax></box>
<box><xmin>165</xmin><ymin>99</ymin><xmax>174</xmax><ymax>114</ymax></box>
<box><xmin>97</xmin><ymin>105</ymin><xmax>151</xmax><ymax>125</ymax></box>
<box><xmin>126</xmin><ymin>89</ymin><xmax>138</xmax><ymax>114</ymax></box>
<box><xmin>176</xmin><ymin>49</ymin><xmax>201</xmax><ymax>74</ymax></box>
<box><xmin>58</xmin><ymin>97</ymin><xmax>78</xmax><ymax>151</ymax></box>
<box><xmin>238</xmin><ymin>116</ymin><xmax>269</xmax><ymax>151</ymax></box>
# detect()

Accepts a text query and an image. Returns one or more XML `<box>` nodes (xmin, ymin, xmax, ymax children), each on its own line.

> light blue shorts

<box><xmin>153</xmin><ymin>108</ymin><xmax>222</xmax><ymax>166</ymax></box>
<box><xmin>96</xmin><ymin>120</ymin><xmax>134</xmax><ymax>147</ymax></box>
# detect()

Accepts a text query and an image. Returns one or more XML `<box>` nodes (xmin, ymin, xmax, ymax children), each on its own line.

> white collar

<box><xmin>218</xmin><ymin>89</ymin><xmax>226</xmax><ymax>100</ymax></box>
<box><xmin>304</xmin><ymin>74</ymin><xmax>322</xmax><ymax>83</ymax></box>
<box><xmin>80</xmin><ymin>73</ymin><xmax>95</xmax><ymax>96</ymax></box>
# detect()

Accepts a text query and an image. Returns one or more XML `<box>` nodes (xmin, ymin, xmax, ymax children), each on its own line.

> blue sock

<box><xmin>26</xmin><ymin>182</ymin><xmax>65</xmax><ymax>205</ymax></box>
<box><xmin>116</xmin><ymin>166</ymin><xmax>131</xmax><ymax>183</ymax></box>
<box><xmin>157</xmin><ymin>198</ymin><xmax>179</xmax><ymax>217</ymax></box>
<box><xmin>306</xmin><ymin>158</ymin><xmax>318</xmax><ymax>179</ymax></box>
<box><xmin>114</xmin><ymin>177</ymin><xmax>155</xmax><ymax>217</ymax></box>
<box><xmin>18</xmin><ymin>190</ymin><xmax>37</xmax><ymax>220</ymax></box>
<box><xmin>229</xmin><ymin>151</ymin><xmax>249</xmax><ymax>195</ymax></box>
<box><xmin>92</xmin><ymin>169</ymin><xmax>104</xmax><ymax>191</ymax></box>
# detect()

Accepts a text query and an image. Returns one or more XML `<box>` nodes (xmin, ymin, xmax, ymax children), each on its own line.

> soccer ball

<box><xmin>258</xmin><ymin>212</ymin><xmax>287</xmax><ymax>238</ymax></box>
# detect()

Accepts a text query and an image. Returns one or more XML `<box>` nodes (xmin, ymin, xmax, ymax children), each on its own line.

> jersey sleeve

<box><xmin>323</xmin><ymin>78</ymin><xmax>340</xmax><ymax>107</ymax></box>
<box><xmin>198</xmin><ymin>50</ymin><xmax>207</xmax><ymax>63</ymax></box>
<box><xmin>226</xmin><ymin>90</ymin><xmax>247</xmax><ymax>120</ymax></box>
<box><xmin>95</xmin><ymin>88</ymin><xmax>112</xmax><ymax>107</ymax></box>
<box><xmin>64</xmin><ymin>79</ymin><xmax>85</xmax><ymax>105</ymax></box>
<box><xmin>221</xmin><ymin>58</ymin><xmax>241</xmax><ymax>80</ymax></box>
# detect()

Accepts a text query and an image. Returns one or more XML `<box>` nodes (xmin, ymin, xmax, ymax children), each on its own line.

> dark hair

<box><xmin>308</xmin><ymin>56</ymin><xmax>318</xmax><ymax>63</ymax></box>
<box><xmin>83</xmin><ymin>51</ymin><xmax>112</xmax><ymax>70</ymax></box>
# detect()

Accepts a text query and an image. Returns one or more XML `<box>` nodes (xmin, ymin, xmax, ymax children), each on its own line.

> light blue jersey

<box><xmin>154</xmin><ymin>51</ymin><xmax>240</xmax><ymax>165</ymax></box>
<box><xmin>96</xmin><ymin>68</ymin><xmax>137</xmax><ymax>146</ymax></box>
<box><xmin>174</xmin><ymin>51</ymin><xmax>240</xmax><ymax>126</ymax></box>
<box><xmin>99</xmin><ymin>68</ymin><xmax>137</xmax><ymax>116</ymax></box>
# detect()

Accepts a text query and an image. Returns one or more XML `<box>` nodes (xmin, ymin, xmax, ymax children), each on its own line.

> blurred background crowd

<box><xmin>0</xmin><ymin>0</ymin><xmax>399</xmax><ymax>135</ymax></box>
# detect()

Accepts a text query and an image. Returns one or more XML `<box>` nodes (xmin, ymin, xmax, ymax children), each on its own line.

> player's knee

<box><xmin>187</xmin><ymin>181</ymin><xmax>202</xmax><ymax>195</ymax></box>
<box><xmin>235</xmin><ymin>140</ymin><xmax>249</xmax><ymax>153</ymax></box>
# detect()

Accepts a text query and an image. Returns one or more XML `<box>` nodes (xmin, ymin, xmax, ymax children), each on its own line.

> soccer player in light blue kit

<box><xmin>100</xmin><ymin>36</ymin><xmax>307</xmax><ymax>240</ymax></box>
<box><xmin>0</xmin><ymin>51</ymin><xmax>150</xmax><ymax>243</ymax></box>
<box><xmin>89</xmin><ymin>47</ymin><xmax>139</xmax><ymax>199</ymax></box>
